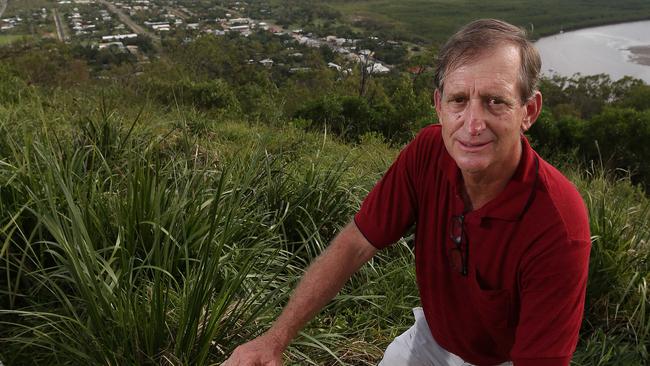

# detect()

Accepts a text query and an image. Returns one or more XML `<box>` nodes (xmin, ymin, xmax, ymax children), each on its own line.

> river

<box><xmin>535</xmin><ymin>20</ymin><xmax>650</xmax><ymax>83</ymax></box>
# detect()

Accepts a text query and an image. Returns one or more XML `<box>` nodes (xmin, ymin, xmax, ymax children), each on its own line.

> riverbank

<box><xmin>534</xmin><ymin>16</ymin><xmax>650</xmax><ymax>40</ymax></box>
<box><xmin>535</xmin><ymin>19</ymin><xmax>650</xmax><ymax>83</ymax></box>
<box><xmin>628</xmin><ymin>45</ymin><xmax>650</xmax><ymax>66</ymax></box>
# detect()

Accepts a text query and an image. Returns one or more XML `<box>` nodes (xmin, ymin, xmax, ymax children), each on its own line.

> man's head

<box><xmin>434</xmin><ymin>19</ymin><xmax>541</xmax><ymax>104</ymax></box>
<box><xmin>433</xmin><ymin>19</ymin><xmax>543</xmax><ymax>179</ymax></box>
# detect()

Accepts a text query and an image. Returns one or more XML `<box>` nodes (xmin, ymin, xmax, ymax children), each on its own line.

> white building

<box><xmin>327</xmin><ymin>62</ymin><xmax>342</xmax><ymax>71</ymax></box>
<box><xmin>102</xmin><ymin>33</ymin><xmax>138</xmax><ymax>41</ymax></box>
<box><xmin>259</xmin><ymin>58</ymin><xmax>274</xmax><ymax>67</ymax></box>
<box><xmin>152</xmin><ymin>24</ymin><xmax>170</xmax><ymax>31</ymax></box>
<box><xmin>98</xmin><ymin>41</ymin><xmax>125</xmax><ymax>50</ymax></box>
<box><xmin>228</xmin><ymin>25</ymin><xmax>250</xmax><ymax>33</ymax></box>
<box><xmin>229</xmin><ymin>17</ymin><xmax>251</xmax><ymax>24</ymax></box>
<box><xmin>366</xmin><ymin>63</ymin><xmax>390</xmax><ymax>74</ymax></box>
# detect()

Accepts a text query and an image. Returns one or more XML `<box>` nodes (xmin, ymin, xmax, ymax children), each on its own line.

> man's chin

<box><xmin>454</xmin><ymin>158</ymin><xmax>491</xmax><ymax>175</ymax></box>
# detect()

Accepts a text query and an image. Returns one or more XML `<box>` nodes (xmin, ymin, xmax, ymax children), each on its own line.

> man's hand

<box><xmin>223</xmin><ymin>222</ymin><xmax>377</xmax><ymax>366</ymax></box>
<box><xmin>223</xmin><ymin>332</ymin><xmax>285</xmax><ymax>366</ymax></box>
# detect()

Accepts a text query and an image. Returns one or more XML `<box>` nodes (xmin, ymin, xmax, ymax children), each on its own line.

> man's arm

<box><xmin>224</xmin><ymin>221</ymin><xmax>378</xmax><ymax>366</ymax></box>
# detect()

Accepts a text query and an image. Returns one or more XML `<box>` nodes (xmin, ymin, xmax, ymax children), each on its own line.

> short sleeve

<box><xmin>511</xmin><ymin>237</ymin><xmax>591</xmax><ymax>366</ymax></box>
<box><xmin>354</xmin><ymin>130</ymin><xmax>428</xmax><ymax>249</ymax></box>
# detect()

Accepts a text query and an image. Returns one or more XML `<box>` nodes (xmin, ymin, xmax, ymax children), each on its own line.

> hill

<box><xmin>0</xmin><ymin>75</ymin><xmax>648</xmax><ymax>364</ymax></box>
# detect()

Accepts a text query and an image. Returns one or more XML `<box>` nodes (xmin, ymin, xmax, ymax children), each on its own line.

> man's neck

<box><xmin>460</xmin><ymin>142</ymin><xmax>522</xmax><ymax>212</ymax></box>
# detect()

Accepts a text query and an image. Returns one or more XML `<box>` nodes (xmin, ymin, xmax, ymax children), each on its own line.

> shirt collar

<box><xmin>443</xmin><ymin>135</ymin><xmax>540</xmax><ymax>221</ymax></box>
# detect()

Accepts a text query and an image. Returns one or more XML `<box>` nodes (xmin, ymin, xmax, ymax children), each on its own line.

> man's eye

<box><xmin>451</xmin><ymin>97</ymin><xmax>465</xmax><ymax>104</ymax></box>
<box><xmin>488</xmin><ymin>98</ymin><xmax>504</xmax><ymax>105</ymax></box>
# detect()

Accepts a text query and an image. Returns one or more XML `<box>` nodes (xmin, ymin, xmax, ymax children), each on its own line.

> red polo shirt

<box><xmin>355</xmin><ymin>125</ymin><xmax>590</xmax><ymax>366</ymax></box>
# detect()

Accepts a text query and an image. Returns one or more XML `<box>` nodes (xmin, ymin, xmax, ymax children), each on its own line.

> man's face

<box><xmin>434</xmin><ymin>44</ymin><xmax>541</xmax><ymax>179</ymax></box>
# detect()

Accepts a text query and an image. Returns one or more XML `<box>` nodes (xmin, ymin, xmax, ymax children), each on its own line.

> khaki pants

<box><xmin>379</xmin><ymin>308</ymin><xmax>513</xmax><ymax>366</ymax></box>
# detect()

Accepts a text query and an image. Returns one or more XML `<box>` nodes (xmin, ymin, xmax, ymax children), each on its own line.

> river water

<box><xmin>535</xmin><ymin>20</ymin><xmax>650</xmax><ymax>83</ymax></box>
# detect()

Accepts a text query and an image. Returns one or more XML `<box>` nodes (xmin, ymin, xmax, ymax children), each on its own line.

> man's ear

<box><xmin>522</xmin><ymin>91</ymin><xmax>543</xmax><ymax>132</ymax></box>
<box><xmin>433</xmin><ymin>89</ymin><xmax>442</xmax><ymax>117</ymax></box>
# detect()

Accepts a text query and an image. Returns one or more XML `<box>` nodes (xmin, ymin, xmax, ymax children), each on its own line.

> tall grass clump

<box><xmin>567</xmin><ymin>164</ymin><xmax>650</xmax><ymax>365</ymax></box>
<box><xmin>0</xmin><ymin>88</ymin><xmax>388</xmax><ymax>364</ymax></box>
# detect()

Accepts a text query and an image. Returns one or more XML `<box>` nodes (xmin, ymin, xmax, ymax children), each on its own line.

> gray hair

<box><xmin>433</xmin><ymin>19</ymin><xmax>541</xmax><ymax>103</ymax></box>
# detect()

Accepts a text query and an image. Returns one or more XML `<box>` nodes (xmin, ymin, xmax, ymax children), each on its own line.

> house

<box><xmin>144</xmin><ymin>21</ymin><xmax>169</xmax><ymax>27</ymax></box>
<box><xmin>296</xmin><ymin>36</ymin><xmax>320</xmax><ymax>47</ymax></box>
<box><xmin>327</xmin><ymin>62</ymin><xmax>342</xmax><ymax>71</ymax></box>
<box><xmin>102</xmin><ymin>33</ymin><xmax>137</xmax><ymax>41</ymax></box>
<box><xmin>259</xmin><ymin>58</ymin><xmax>274</xmax><ymax>67</ymax></box>
<box><xmin>345</xmin><ymin>53</ymin><xmax>361</xmax><ymax>63</ymax></box>
<box><xmin>228</xmin><ymin>25</ymin><xmax>250</xmax><ymax>33</ymax></box>
<box><xmin>152</xmin><ymin>24</ymin><xmax>170</xmax><ymax>31</ymax></box>
<box><xmin>98</xmin><ymin>41</ymin><xmax>125</xmax><ymax>50</ymax></box>
<box><xmin>126</xmin><ymin>45</ymin><xmax>139</xmax><ymax>54</ymax></box>
<box><xmin>366</xmin><ymin>63</ymin><xmax>390</xmax><ymax>74</ymax></box>
<box><xmin>229</xmin><ymin>18</ymin><xmax>251</xmax><ymax>24</ymax></box>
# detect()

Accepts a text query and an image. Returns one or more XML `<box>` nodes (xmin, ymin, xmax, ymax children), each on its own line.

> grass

<box><xmin>324</xmin><ymin>0</ymin><xmax>650</xmax><ymax>44</ymax></box>
<box><xmin>0</xmin><ymin>87</ymin><xmax>396</xmax><ymax>364</ymax></box>
<box><xmin>3</xmin><ymin>0</ymin><xmax>56</xmax><ymax>17</ymax></box>
<box><xmin>0</xmin><ymin>84</ymin><xmax>648</xmax><ymax>365</ymax></box>
<box><xmin>0</xmin><ymin>35</ymin><xmax>32</xmax><ymax>45</ymax></box>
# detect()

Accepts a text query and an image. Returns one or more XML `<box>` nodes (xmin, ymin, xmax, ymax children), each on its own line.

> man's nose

<box><xmin>463</xmin><ymin>99</ymin><xmax>487</xmax><ymax>136</ymax></box>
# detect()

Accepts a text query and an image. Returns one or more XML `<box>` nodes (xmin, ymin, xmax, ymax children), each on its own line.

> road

<box><xmin>97</xmin><ymin>0</ymin><xmax>161</xmax><ymax>49</ymax></box>
<box><xmin>0</xmin><ymin>0</ymin><xmax>7</xmax><ymax>18</ymax></box>
<box><xmin>52</xmin><ymin>8</ymin><xmax>68</xmax><ymax>42</ymax></box>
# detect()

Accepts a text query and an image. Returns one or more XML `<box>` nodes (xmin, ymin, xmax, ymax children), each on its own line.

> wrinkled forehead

<box><xmin>440</xmin><ymin>44</ymin><xmax>523</xmax><ymax>97</ymax></box>
<box><xmin>443</xmin><ymin>75</ymin><xmax>519</xmax><ymax>98</ymax></box>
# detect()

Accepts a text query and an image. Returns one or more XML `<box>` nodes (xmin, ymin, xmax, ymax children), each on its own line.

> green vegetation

<box><xmin>3</xmin><ymin>0</ymin><xmax>55</xmax><ymax>17</ymax></box>
<box><xmin>0</xmin><ymin>25</ymin><xmax>649</xmax><ymax>365</ymax></box>
<box><xmin>0</xmin><ymin>35</ymin><xmax>31</xmax><ymax>45</ymax></box>
<box><xmin>321</xmin><ymin>0</ymin><xmax>650</xmax><ymax>44</ymax></box>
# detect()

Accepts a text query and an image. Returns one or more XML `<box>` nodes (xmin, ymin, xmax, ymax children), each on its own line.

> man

<box><xmin>225</xmin><ymin>19</ymin><xmax>591</xmax><ymax>366</ymax></box>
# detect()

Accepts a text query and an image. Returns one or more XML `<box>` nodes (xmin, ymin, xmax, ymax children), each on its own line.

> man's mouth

<box><xmin>458</xmin><ymin>140</ymin><xmax>492</xmax><ymax>152</ymax></box>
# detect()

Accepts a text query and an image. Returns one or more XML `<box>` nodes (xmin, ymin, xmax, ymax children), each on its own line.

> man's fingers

<box><xmin>221</xmin><ymin>354</ymin><xmax>238</xmax><ymax>366</ymax></box>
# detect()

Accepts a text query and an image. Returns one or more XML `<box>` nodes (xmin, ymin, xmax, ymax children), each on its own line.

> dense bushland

<box><xmin>0</xmin><ymin>35</ymin><xmax>648</xmax><ymax>364</ymax></box>
<box><xmin>319</xmin><ymin>0</ymin><xmax>650</xmax><ymax>44</ymax></box>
